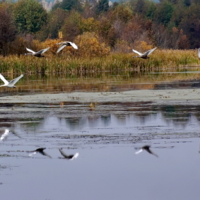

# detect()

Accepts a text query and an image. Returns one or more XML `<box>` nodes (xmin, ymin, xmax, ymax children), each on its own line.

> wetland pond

<box><xmin>1</xmin><ymin>70</ymin><xmax>200</xmax><ymax>200</ymax></box>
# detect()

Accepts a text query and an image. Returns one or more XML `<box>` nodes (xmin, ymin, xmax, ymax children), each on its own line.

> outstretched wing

<box><xmin>26</xmin><ymin>47</ymin><xmax>36</xmax><ymax>54</ymax></box>
<box><xmin>56</xmin><ymin>44</ymin><xmax>66</xmax><ymax>53</ymax></box>
<box><xmin>0</xmin><ymin>74</ymin><xmax>9</xmax><ymax>85</ymax></box>
<box><xmin>0</xmin><ymin>129</ymin><xmax>9</xmax><ymax>141</ymax></box>
<box><xmin>144</xmin><ymin>47</ymin><xmax>157</xmax><ymax>57</ymax></box>
<box><xmin>135</xmin><ymin>149</ymin><xmax>143</xmax><ymax>155</ymax></box>
<box><xmin>59</xmin><ymin>148</ymin><xmax>79</xmax><ymax>160</ymax></box>
<box><xmin>68</xmin><ymin>42</ymin><xmax>78</xmax><ymax>49</ymax></box>
<box><xmin>132</xmin><ymin>49</ymin><xmax>143</xmax><ymax>56</ymax></box>
<box><xmin>9</xmin><ymin>74</ymin><xmax>23</xmax><ymax>85</ymax></box>
<box><xmin>198</xmin><ymin>48</ymin><xmax>200</xmax><ymax>58</ymax></box>
<box><xmin>36</xmin><ymin>47</ymin><xmax>50</xmax><ymax>55</ymax></box>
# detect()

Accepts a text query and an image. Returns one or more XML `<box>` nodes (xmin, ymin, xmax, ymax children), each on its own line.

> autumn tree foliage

<box><xmin>0</xmin><ymin>3</ymin><xmax>16</xmax><ymax>56</ymax></box>
<box><xmin>74</xmin><ymin>32</ymin><xmax>110</xmax><ymax>57</ymax></box>
<box><xmin>1</xmin><ymin>0</ymin><xmax>200</xmax><ymax>56</ymax></box>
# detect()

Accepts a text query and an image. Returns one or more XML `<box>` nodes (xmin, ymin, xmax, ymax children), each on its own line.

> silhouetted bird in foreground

<box><xmin>135</xmin><ymin>145</ymin><xmax>158</xmax><ymax>157</ymax></box>
<box><xmin>28</xmin><ymin>148</ymin><xmax>51</xmax><ymax>158</ymax></box>
<box><xmin>59</xmin><ymin>148</ymin><xmax>79</xmax><ymax>160</ymax></box>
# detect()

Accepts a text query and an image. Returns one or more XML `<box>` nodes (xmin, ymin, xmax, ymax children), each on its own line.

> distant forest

<box><xmin>0</xmin><ymin>0</ymin><xmax>200</xmax><ymax>56</ymax></box>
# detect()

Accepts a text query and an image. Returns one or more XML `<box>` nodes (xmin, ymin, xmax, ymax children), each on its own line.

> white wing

<box><xmin>0</xmin><ymin>74</ymin><xmax>9</xmax><ymax>85</ymax></box>
<box><xmin>40</xmin><ymin>47</ymin><xmax>50</xmax><ymax>54</ymax></box>
<box><xmin>35</xmin><ymin>47</ymin><xmax>50</xmax><ymax>55</ymax></box>
<box><xmin>135</xmin><ymin>149</ymin><xmax>143</xmax><ymax>155</ymax></box>
<box><xmin>198</xmin><ymin>48</ymin><xmax>200</xmax><ymax>58</ymax></box>
<box><xmin>144</xmin><ymin>47</ymin><xmax>157</xmax><ymax>56</ymax></box>
<box><xmin>72</xmin><ymin>153</ymin><xmax>79</xmax><ymax>160</ymax></box>
<box><xmin>132</xmin><ymin>49</ymin><xmax>143</xmax><ymax>56</ymax></box>
<box><xmin>26</xmin><ymin>47</ymin><xmax>36</xmax><ymax>54</ymax></box>
<box><xmin>29</xmin><ymin>152</ymin><xmax>37</xmax><ymax>157</ymax></box>
<box><xmin>69</xmin><ymin>42</ymin><xmax>78</xmax><ymax>49</ymax></box>
<box><xmin>0</xmin><ymin>129</ymin><xmax>9</xmax><ymax>141</ymax></box>
<box><xmin>9</xmin><ymin>74</ymin><xmax>23</xmax><ymax>85</ymax></box>
<box><xmin>57</xmin><ymin>45</ymin><xmax>66</xmax><ymax>53</ymax></box>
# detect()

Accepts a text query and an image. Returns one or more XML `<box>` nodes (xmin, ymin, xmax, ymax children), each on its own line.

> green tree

<box><xmin>13</xmin><ymin>0</ymin><xmax>47</xmax><ymax>34</ymax></box>
<box><xmin>179</xmin><ymin>3</ymin><xmax>200</xmax><ymax>48</ymax></box>
<box><xmin>155</xmin><ymin>0</ymin><xmax>174</xmax><ymax>26</ymax></box>
<box><xmin>53</xmin><ymin>0</ymin><xmax>82</xmax><ymax>12</ymax></box>
<box><xmin>96</xmin><ymin>0</ymin><xmax>109</xmax><ymax>14</ymax></box>
<box><xmin>0</xmin><ymin>3</ymin><xmax>16</xmax><ymax>56</ymax></box>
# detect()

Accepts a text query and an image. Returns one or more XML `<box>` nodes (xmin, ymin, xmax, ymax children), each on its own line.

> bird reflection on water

<box><xmin>28</xmin><ymin>148</ymin><xmax>52</xmax><ymax>158</ymax></box>
<box><xmin>59</xmin><ymin>148</ymin><xmax>79</xmax><ymax>160</ymax></box>
<box><xmin>135</xmin><ymin>145</ymin><xmax>158</xmax><ymax>157</ymax></box>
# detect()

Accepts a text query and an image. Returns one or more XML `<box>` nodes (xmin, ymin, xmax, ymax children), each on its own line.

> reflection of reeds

<box><xmin>1</xmin><ymin>69</ymin><xmax>200</xmax><ymax>94</ymax></box>
<box><xmin>0</xmin><ymin>49</ymin><xmax>200</xmax><ymax>74</ymax></box>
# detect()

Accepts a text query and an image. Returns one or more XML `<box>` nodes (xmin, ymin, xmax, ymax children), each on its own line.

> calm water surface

<box><xmin>0</xmin><ymin>71</ymin><xmax>200</xmax><ymax>200</ymax></box>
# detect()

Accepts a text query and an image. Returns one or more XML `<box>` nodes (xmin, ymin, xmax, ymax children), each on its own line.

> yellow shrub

<box><xmin>74</xmin><ymin>32</ymin><xmax>110</xmax><ymax>57</ymax></box>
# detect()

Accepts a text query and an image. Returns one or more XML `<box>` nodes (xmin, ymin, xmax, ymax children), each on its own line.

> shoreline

<box><xmin>0</xmin><ymin>88</ymin><xmax>200</xmax><ymax>105</ymax></box>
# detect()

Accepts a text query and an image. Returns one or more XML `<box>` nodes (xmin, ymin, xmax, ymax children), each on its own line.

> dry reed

<box><xmin>0</xmin><ymin>49</ymin><xmax>200</xmax><ymax>75</ymax></box>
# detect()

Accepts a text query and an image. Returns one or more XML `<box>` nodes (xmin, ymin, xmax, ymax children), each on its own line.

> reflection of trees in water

<box><xmin>100</xmin><ymin>114</ymin><xmax>111</xmax><ymax>126</ymax></box>
<box><xmin>9</xmin><ymin>103</ymin><xmax>200</xmax><ymax>133</ymax></box>
<box><xmin>159</xmin><ymin>105</ymin><xmax>192</xmax><ymax>127</ymax></box>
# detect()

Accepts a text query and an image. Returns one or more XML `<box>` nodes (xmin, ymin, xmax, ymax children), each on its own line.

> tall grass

<box><xmin>0</xmin><ymin>49</ymin><xmax>199</xmax><ymax>75</ymax></box>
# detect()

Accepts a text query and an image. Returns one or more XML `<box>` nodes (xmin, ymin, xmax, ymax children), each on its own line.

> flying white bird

<box><xmin>132</xmin><ymin>47</ymin><xmax>157</xmax><ymax>59</ymax></box>
<box><xmin>59</xmin><ymin>148</ymin><xmax>79</xmax><ymax>160</ymax></box>
<box><xmin>0</xmin><ymin>74</ymin><xmax>23</xmax><ymax>88</ymax></box>
<box><xmin>25</xmin><ymin>47</ymin><xmax>50</xmax><ymax>57</ymax></box>
<box><xmin>0</xmin><ymin>129</ymin><xmax>9</xmax><ymax>141</ymax></box>
<box><xmin>135</xmin><ymin>145</ymin><xmax>158</xmax><ymax>157</ymax></box>
<box><xmin>56</xmin><ymin>41</ymin><xmax>78</xmax><ymax>54</ymax></box>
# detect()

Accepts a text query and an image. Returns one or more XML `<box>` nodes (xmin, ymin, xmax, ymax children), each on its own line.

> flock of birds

<box><xmin>25</xmin><ymin>41</ymin><xmax>78</xmax><ymax>57</ymax></box>
<box><xmin>0</xmin><ymin>128</ymin><xmax>158</xmax><ymax>158</ymax></box>
<box><xmin>2</xmin><ymin>43</ymin><xmax>186</xmax><ymax>158</ymax></box>
<box><xmin>0</xmin><ymin>43</ymin><xmax>158</xmax><ymax>88</ymax></box>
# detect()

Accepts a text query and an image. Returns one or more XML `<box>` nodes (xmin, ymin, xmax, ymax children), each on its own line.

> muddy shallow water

<box><xmin>1</xmin><ymin>72</ymin><xmax>200</xmax><ymax>200</ymax></box>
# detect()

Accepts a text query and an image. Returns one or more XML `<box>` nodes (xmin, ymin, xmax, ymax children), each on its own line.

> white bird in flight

<box><xmin>0</xmin><ymin>73</ymin><xmax>23</xmax><ymax>88</ymax></box>
<box><xmin>0</xmin><ymin>129</ymin><xmax>9</xmax><ymax>141</ymax></box>
<box><xmin>56</xmin><ymin>41</ymin><xmax>78</xmax><ymax>54</ymax></box>
<box><xmin>59</xmin><ymin>148</ymin><xmax>79</xmax><ymax>160</ymax></box>
<box><xmin>25</xmin><ymin>47</ymin><xmax>50</xmax><ymax>57</ymax></box>
<box><xmin>132</xmin><ymin>47</ymin><xmax>157</xmax><ymax>59</ymax></box>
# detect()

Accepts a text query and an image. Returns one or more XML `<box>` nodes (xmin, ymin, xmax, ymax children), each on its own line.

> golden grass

<box><xmin>0</xmin><ymin>49</ymin><xmax>200</xmax><ymax>75</ymax></box>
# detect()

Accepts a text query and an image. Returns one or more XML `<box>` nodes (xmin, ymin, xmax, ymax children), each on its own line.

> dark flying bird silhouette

<box><xmin>58</xmin><ymin>148</ymin><xmax>79</xmax><ymax>160</ymax></box>
<box><xmin>135</xmin><ymin>145</ymin><xmax>158</xmax><ymax>157</ymax></box>
<box><xmin>28</xmin><ymin>148</ymin><xmax>51</xmax><ymax>158</ymax></box>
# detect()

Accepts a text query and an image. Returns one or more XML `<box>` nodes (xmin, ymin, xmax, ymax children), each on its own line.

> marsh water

<box><xmin>1</xmin><ymin>70</ymin><xmax>200</xmax><ymax>200</ymax></box>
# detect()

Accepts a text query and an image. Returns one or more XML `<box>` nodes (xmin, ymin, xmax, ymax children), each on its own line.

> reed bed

<box><xmin>0</xmin><ymin>49</ymin><xmax>200</xmax><ymax>75</ymax></box>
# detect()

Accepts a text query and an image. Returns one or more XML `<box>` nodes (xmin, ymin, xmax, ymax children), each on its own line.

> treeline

<box><xmin>1</xmin><ymin>0</ymin><xmax>200</xmax><ymax>57</ymax></box>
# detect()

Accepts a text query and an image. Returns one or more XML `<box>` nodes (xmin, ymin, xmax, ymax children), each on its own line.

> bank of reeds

<box><xmin>0</xmin><ymin>49</ymin><xmax>199</xmax><ymax>75</ymax></box>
